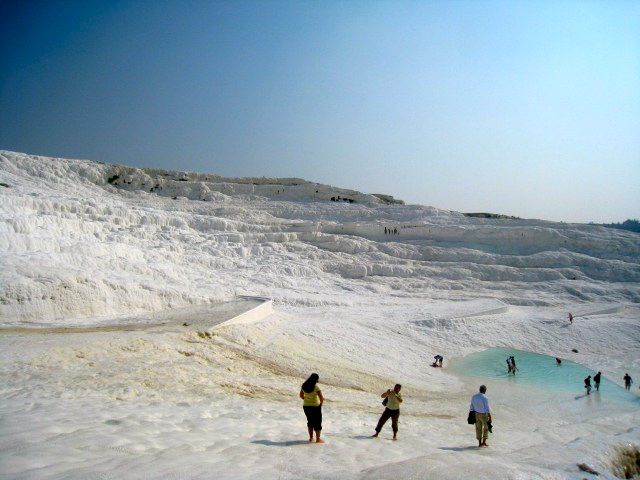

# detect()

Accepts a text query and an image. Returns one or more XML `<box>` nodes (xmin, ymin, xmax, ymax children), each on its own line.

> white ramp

<box><xmin>574</xmin><ymin>304</ymin><xmax>625</xmax><ymax>318</ymax></box>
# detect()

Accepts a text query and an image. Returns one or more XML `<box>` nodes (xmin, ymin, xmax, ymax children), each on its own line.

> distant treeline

<box><xmin>464</xmin><ymin>212</ymin><xmax>520</xmax><ymax>220</ymax></box>
<box><xmin>595</xmin><ymin>219</ymin><xmax>640</xmax><ymax>233</ymax></box>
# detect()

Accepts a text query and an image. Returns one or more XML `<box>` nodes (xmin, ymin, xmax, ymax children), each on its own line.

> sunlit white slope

<box><xmin>1</xmin><ymin>150</ymin><xmax>638</xmax><ymax>325</ymax></box>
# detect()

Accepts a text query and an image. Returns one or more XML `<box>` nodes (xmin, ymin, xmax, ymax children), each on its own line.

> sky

<box><xmin>1</xmin><ymin>0</ymin><xmax>638</xmax><ymax>223</ymax></box>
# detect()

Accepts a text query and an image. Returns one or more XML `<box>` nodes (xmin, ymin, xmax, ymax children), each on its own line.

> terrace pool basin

<box><xmin>450</xmin><ymin>347</ymin><xmax>638</xmax><ymax>405</ymax></box>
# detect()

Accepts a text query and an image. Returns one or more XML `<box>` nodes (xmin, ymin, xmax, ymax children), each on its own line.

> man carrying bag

<box><xmin>469</xmin><ymin>385</ymin><xmax>492</xmax><ymax>447</ymax></box>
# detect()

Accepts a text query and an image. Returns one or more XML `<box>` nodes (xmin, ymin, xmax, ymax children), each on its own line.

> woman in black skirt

<box><xmin>299</xmin><ymin>373</ymin><xmax>324</xmax><ymax>443</ymax></box>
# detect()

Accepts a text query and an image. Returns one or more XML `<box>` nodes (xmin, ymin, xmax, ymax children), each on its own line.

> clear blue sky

<box><xmin>1</xmin><ymin>0</ymin><xmax>638</xmax><ymax>222</ymax></box>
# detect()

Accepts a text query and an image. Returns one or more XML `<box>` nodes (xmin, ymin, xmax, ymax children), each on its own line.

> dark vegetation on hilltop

<box><xmin>464</xmin><ymin>212</ymin><xmax>521</xmax><ymax>220</ymax></box>
<box><xmin>595</xmin><ymin>219</ymin><xmax>640</xmax><ymax>233</ymax></box>
<box><xmin>463</xmin><ymin>214</ymin><xmax>639</xmax><ymax>232</ymax></box>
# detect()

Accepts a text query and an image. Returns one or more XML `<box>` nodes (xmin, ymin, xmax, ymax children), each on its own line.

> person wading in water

<box><xmin>594</xmin><ymin>371</ymin><xmax>601</xmax><ymax>391</ymax></box>
<box><xmin>584</xmin><ymin>375</ymin><xmax>592</xmax><ymax>395</ymax></box>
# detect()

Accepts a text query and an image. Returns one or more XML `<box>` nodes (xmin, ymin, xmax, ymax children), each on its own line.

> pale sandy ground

<box><xmin>1</xmin><ymin>304</ymin><xmax>639</xmax><ymax>479</ymax></box>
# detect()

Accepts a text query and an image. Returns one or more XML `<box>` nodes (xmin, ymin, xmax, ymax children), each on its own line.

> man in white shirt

<box><xmin>469</xmin><ymin>385</ymin><xmax>492</xmax><ymax>447</ymax></box>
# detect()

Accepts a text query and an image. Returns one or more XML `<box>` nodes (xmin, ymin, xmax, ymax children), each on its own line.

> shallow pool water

<box><xmin>450</xmin><ymin>347</ymin><xmax>638</xmax><ymax>405</ymax></box>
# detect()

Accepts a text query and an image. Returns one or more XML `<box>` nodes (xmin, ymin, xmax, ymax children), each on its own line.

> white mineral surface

<box><xmin>0</xmin><ymin>150</ymin><xmax>638</xmax><ymax>479</ymax></box>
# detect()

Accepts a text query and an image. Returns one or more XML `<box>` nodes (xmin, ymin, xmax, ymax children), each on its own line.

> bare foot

<box><xmin>481</xmin><ymin>442</ymin><xmax>488</xmax><ymax>447</ymax></box>
<box><xmin>316</xmin><ymin>438</ymin><xmax>325</xmax><ymax>444</ymax></box>
<box><xmin>393</xmin><ymin>437</ymin><xmax>397</xmax><ymax>441</ymax></box>
<box><xmin>308</xmin><ymin>437</ymin><xmax>313</xmax><ymax>442</ymax></box>
<box><xmin>372</xmin><ymin>433</ymin><xmax>378</xmax><ymax>438</ymax></box>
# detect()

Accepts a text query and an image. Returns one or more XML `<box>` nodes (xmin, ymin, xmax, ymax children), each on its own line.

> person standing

<box><xmin>469</xmin><ymin>385</ymin><xmax>492</xmax><ymax>447</ymax></box>
<box><xmin>506</xmin><ymin>357</ymin><xmax>513</xmax><ymax>374</ymax></box>
<box><xmin>373</xmin><ymin>384</ymin><xmax>402</xmax><ymax>440</ymax></box>
<box><xmin>584</xmin><ymin>375</ymin><xmax>592</xmax><ymax>395</ymax></box>
<box><xmin>594</xmin><ymin>371</ymin><xmax>601</xmax><ymax>391</ymax></box>
<box><xmin>299</xmin><ymin>373</ymin><xmax>324</xmax><ymax>443</ymax></box>
<box><xmin>510</xmin><ymin>356</ymin><xmax>518</xmax><ymax>374</ymax></box>
<box><xmin>624</xmin><ymin>373</ymin><xmax>633</xmax><ymax>391</ymax></box>
<box><xmin>568</xmin><ymin>312</ymin><xmax>573</xmax><ymax>324</ymax></box>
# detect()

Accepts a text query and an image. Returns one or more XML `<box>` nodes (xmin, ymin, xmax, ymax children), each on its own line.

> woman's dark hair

<box><xmin>301</xmin><ymin>373</ymin><xmax>319</xmax><ymax>393</ymax></box>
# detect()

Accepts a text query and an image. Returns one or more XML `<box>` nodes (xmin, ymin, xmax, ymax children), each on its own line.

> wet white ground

<box><xmin>0</xmin><ymin>151</ymin><xmax>639</xmax><ymax>479</ymax></box>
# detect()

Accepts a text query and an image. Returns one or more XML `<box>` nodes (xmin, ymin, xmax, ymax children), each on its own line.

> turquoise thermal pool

<box><xmin>450</xmin><ymin>347</ymin><xmax>638</xmax><ymax>405</ymax></box>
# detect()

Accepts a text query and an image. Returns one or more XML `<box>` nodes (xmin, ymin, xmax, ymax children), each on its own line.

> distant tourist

<box><xmin>623</xmin><ymin>373</ymin><xmax>633</xmax><ymax>391</ymax></box>
<box><xmin>469</xmin><ymin>385</ymin><xmax>491</xmax><ymax>447</ymax></box>
<box><xmin>384</xmin><ymin>227</ymin><xmax>387</xmax><ymax>235</ymax></box>
<box><xmin>568</xmin><ymin>312</ymin><xmax>573</xmax><ymax>324</ymax></box>
<box><xmin>432</xmin><ymin>355</ymin><xmax>443</xmax><ymax>367</ymax></box>
<box><xmin>506</xmin><ymin>356</ymin><xmax>516</xmax><ymax>374</ymax></box>
<box><xmin>299</xmin><ymin>373</ymin><xmax>324</xmax><ymax>443</ymax></box>
<box><xmin>584</xmin><ymin>375</ymin><xmax>592</xmax><ymax>395</ymax></box>
<box><xmin>373</xmin><ymin>384</ymin><xmax>402</xmax><ymax>440</ymax></box>
<box><xmin>555</xmin><ymin>357</ymin><xmax>562</xmax><ymax>365</ymax></box>
<box><xmin>594</xmin><ymin>371</ymin><xmax>601</xmax><ymax>391</ymax></box>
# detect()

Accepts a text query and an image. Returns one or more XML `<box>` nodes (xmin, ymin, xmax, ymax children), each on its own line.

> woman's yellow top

<box><xmin>302</xmin><ymin>384</ymin><xmax>321</xmax><ymax>406</ymax></box>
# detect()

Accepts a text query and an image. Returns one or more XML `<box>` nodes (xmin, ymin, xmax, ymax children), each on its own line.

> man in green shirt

<box><xmin>373</xmin><ymin>384</ymin><xmax>403</xmax><ymax>440</ymax></box>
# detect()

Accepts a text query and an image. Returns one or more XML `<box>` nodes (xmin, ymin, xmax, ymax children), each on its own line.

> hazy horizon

<box><xmin>1</xmin><ymin>1</ymin><xmax>638</xmax><ymax>223</ymax></box>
